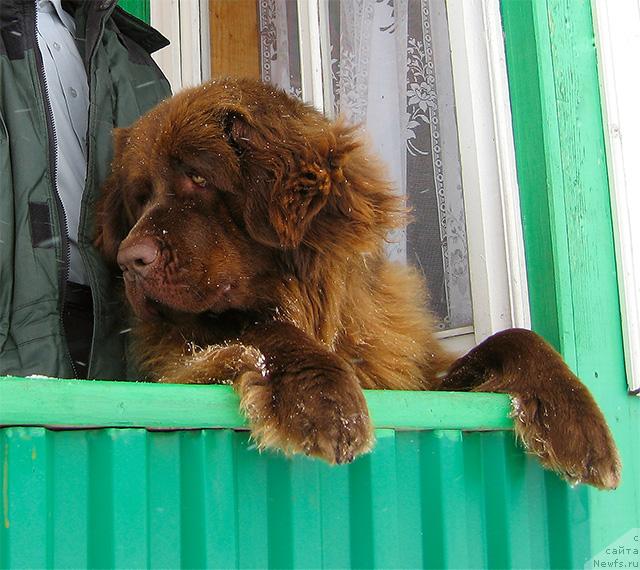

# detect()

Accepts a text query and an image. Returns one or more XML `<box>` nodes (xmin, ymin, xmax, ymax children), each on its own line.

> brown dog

<box><xmin>96</xmin><ymin>78</ymin><xmax>620</xmax><ymax>489</ymax></box>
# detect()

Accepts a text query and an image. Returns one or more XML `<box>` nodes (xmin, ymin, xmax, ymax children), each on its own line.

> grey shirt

<box><xmin>36</xmin><ymin>0</ymin><xmax>90</xmax><ymax>284</ymax></box>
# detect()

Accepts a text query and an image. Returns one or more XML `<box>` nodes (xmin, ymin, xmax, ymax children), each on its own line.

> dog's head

<box><xmin>95</xmin><ymin>78</ymin><xmax>404</xmax><ymax>319</ymax></box>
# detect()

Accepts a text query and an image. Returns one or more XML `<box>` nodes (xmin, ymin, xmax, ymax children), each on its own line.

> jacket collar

<box><xmin>37</xmin><ymin>0</ymin><xmax>76</xmax><ymax>34</ymax></box>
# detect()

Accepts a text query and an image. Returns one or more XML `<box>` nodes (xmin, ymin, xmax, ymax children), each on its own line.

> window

<box><xmin>151</xmin><ymin>0</ymin><xmax>530</xmax><ymax>353</ymax></box>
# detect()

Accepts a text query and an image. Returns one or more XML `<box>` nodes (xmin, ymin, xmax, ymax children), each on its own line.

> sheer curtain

<box><xmin>259</xmin><ymin>0</ymin><xmax>472</xmax><ymax>331</ymax></box>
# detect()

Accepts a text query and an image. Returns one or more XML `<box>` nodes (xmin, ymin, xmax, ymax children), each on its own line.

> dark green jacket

<box><xmin>0</xmin><ymin>0</ymin><xmax>171</xmax><ymax>379</ymax></box>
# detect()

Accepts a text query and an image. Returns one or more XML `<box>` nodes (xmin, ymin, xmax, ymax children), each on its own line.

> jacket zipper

<box><xmin>32</xmin><ymin>0</ymin><xmax>78</xmax><ymax>378</ymax></box>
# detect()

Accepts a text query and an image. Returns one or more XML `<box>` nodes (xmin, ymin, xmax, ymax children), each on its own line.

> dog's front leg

<box><xmin>234</xmin><ymin>321</ymin><xmax>375</xmax><ymax>464</ymax></box>
<box><xmin>436</xmin><ymin>328</ymin><xmax>621</xmax><ymax>489</ymax></box>
<box><xmin>154</xmin><ymin>342</ymin><xmax>266</xmax><ymax>385</ymax></box>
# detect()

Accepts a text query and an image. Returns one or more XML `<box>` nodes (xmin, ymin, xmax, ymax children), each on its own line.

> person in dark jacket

<box><xmin>0</xmin><ymin>0</ymin><xmax>172</xmax><ymax>379</ymax></box>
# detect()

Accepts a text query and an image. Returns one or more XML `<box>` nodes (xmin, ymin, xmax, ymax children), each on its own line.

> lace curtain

<box><xmin>259</xmin><ymin>0</ymin><xmax>472</xmax><ymax>331</ymax></box>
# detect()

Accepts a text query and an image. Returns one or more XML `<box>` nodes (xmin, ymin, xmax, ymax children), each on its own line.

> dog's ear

<box><xmin>222</xmin><ymin>109</ymin><xmax>257</xmax><ymax>156</ymax></box>
<box><xmin>94</xmin><ymin>127</ymin><xmax>133</xmax><ymax>265</ymax></box>
<box><xmin>239</xmin><ymin>111</ymin><xmax>404</xmax><ymax>250</ymax></box>
<box><xmin>241</xmin><ymin>117</ymin><xmax>343</xmax><ymax>249</ymax></box>
<box><xmin>266</xmin><ymin>159</ymin><xmax>334</xmax><ymax>248</ymax></box>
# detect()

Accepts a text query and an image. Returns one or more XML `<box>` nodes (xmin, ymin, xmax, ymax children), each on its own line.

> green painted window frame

<box><xmin>501</xmin><ymin>0</ymin><xmax>640</xmax><ymax>558</ymax></box>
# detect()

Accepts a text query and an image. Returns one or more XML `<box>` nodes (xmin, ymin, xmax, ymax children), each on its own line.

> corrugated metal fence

<box><xmin>0</xmin><ymin>424</ymin><xmax>590</xmax><ymax>569</ymax></box>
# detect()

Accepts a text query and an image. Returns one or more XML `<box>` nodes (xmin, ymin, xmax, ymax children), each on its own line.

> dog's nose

<box><xmin>117</xmin><ymin>238</ymin><xmax>159</xmax><ymax>277</ymax></box>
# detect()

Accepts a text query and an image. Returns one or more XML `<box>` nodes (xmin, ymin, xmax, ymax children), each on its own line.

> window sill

<box><xmin>0</xmin><ymin>376</ymin><xmax>513</xmax><ymax>431</ymax></box>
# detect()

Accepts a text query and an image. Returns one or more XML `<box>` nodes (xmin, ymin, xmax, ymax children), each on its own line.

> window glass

<box><xmin>259</xmin><ymin>0</ymin><xmax>303</xmax><ymax>97</ymax></box>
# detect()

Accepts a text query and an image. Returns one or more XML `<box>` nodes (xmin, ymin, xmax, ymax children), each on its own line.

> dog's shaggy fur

<box><xmin>96</xmin><ymin>78</ymin><xmax>620</xmax><ymax>488</ymax></box>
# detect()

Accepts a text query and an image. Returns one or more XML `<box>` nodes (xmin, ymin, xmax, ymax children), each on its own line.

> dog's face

<box><xmin>96</xmin><ymin>79</ymin><xmax>402</xmax><ymax>319</ymax></box>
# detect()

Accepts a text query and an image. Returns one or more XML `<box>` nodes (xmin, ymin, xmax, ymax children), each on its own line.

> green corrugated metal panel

<box><xmin>118</xmin><ymin>0</ymin><xmax>150</xmax><ymax>23</ymax></box>
<box><xmin>0</xmin><ymin>427</ymin><xmax>591</xmax><ymax>569</ymax></box>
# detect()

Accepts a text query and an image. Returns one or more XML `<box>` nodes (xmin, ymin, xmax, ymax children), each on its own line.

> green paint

<box><xmin>49</xmin><ymin>432</ymin><xmax>90</xmax><ymax>569</ymax></box>
<box><xmin>146</xmin><ymin>432</ymin><xmax>182</xmax><ymax>568</ymax></box>
<box><xmin>2</xmin><ymin>425</ymin><xmax>614</xmax><ymax>568</ymax></box>
<box><xmin>201</xmin><ymin>431</ymin><xmax>240</xmax><ymax>569</ymax></box>
<box><xmin>266</xmin><ymin>457</ymin><xmax>294</xmax><ymax>569</ymax></box>
<box><xmin>288</xmin><ymin>458</ymin><xmax>323</xmax><ymax>568</ymax></box>
<box><xmin>118</xmin><ymin>0</ymin><xmax>150</xmax><ymax>23</ymax></box>
<box><xmin>179</xmin><ymin>432</ymin><xmax>208</xmax><ymax>570</ymax></box>
<box><xmin>499</xmin><ymin>1</ymin><xmax>562</xmax><ymax>353</ymax></box>
<box><xmin>367</xmin><ymin>430</ymin><xmax>401</xmax><ymax>568</ymax></box>
<box><xmin>501</xmin><ymin>0</ymin><xmax>640</xmax><ymax>562</ymax></box>
<box><xmin>110</xmin><ymin>431</ymin><xmax>148</xmax><ymax>567</ymax></box>
<box><xmin>0</xmin><ymin>376</ymin><xmax>513</xmax><ymax>431</ymax></box>
<box><xmin>419</xmin><ymin>430</ymin><xmax>446</xmax><ymax>569</ymax></box>
<box><xmin>87</xmin><ymin>431</ymin><xmax>114</xmax><ymax>569</ymax></box>
<box><xmin>318</xmin><ymin>460</ymin><xmax>351</xmax><ymax>568</ymax></box>
<box><xmin>235</xmin><ymin>432</ymin><xmax>270</xmax><ymax>568</ymax></box>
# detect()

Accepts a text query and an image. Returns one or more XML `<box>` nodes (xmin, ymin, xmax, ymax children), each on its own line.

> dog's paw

<box><xmin>510</xmin><ymin>386</ymin><xmax>621</xmax><ymax>490</ymax></box>
<box><xmin>235</xmin><ymin>361</ymin><xmax>374</xmax><ymax>464</ymax></box>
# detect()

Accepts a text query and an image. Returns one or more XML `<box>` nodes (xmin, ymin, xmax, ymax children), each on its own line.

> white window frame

<box><xmin>149</xmin><ymin>0</ymin><xmax>531</xmax><ymax>355</ymax></box>
<box><xmin>447</xmin><ymin>0</ymin><xmax>531</xmax><ymax>348</ymax></box>
<box><xmin>592</xmin><ymin>0</ymin><xmax>640</xmax><ymax>394</ymax></box>
<box><xmin>151</xmin><ymin>0</ymin><xmax>210</xmax><ymax>91</ymax></box>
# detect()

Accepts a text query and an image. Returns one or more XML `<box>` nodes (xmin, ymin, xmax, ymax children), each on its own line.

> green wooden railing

<box><xmin>0</xmin><ymin>376</ymin><xmax>513</xmax><ymax>431</ymax></box>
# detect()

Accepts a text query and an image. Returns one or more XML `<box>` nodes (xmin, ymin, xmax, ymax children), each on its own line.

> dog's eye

<box><xmin>189</xmin><ymin>173</ymin><xmax>207</xmax><ymax>187</ymax></box>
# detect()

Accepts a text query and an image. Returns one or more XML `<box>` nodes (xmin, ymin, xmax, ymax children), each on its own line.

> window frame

<box><xmin>151</xmin><ymin>0</ymin><xmax>210</xmax><ymax>90</ymax></box>
<box><xmin>446</xmin><ymin>0</ymin><xmax>531</xmax><ymax>344</ymax></box>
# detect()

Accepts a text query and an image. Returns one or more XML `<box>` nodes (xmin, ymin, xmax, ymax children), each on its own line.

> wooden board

<box><xmin>209</xmin><ymin>0</ymin><xmax>261</xmax><ymax>79</ymax></box>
